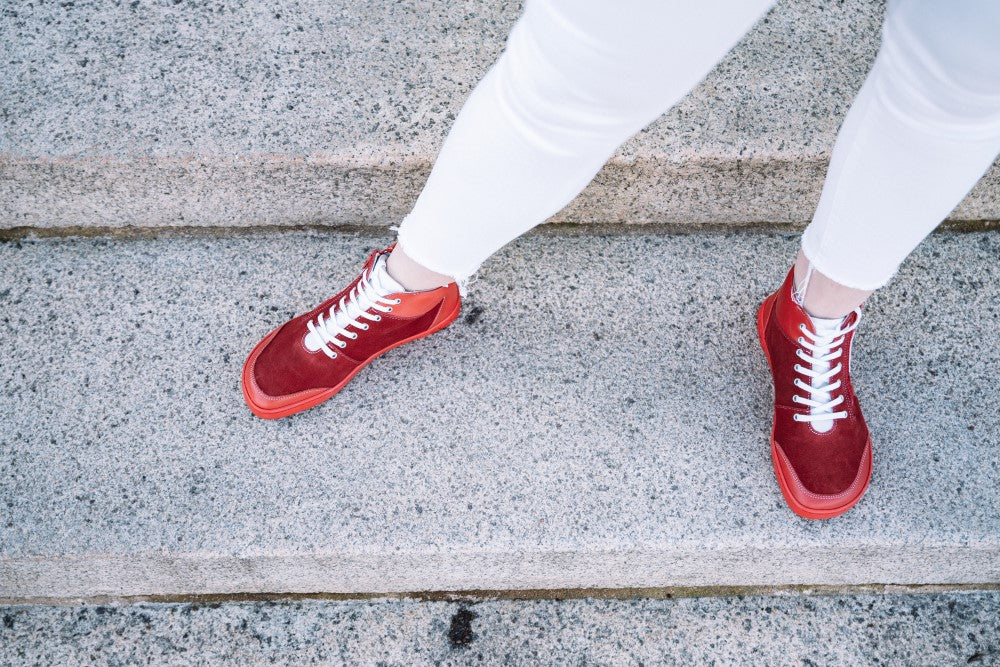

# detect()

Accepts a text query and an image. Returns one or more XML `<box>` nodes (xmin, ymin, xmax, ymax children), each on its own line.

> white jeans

<box><xmin>396</xmin><ymin>0</ymin><xmax>1000</xmax><ymax>290</ymax></box>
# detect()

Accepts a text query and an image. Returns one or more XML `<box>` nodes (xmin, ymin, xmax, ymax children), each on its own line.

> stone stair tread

<box><xmin>3</xmin><ymin>592</ymin><xmax>999</xmax><ymax>663</ymax></box>
<box><xmin>3</xmin><ymin>0</ymin><xmax>999</xmax><ymax>228</ymax></box>
<box><xmin>1</xmin><ymin>230</ymin><xmax>998</xmax><ymax>597</ymax></box>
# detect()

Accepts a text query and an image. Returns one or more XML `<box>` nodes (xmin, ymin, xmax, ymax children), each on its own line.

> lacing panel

<box><xmin>305</xmin><ymin>265</ymin><xmax>401</xmax><ymax>359</ymax></box>
<box><xmin>791</xmin><ymin>309</ymin><xmax>862</xmax><ymax>429</ymax></box>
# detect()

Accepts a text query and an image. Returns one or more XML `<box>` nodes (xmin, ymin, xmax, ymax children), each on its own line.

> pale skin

<box><xmin>389</xmin><ymin>244</ymin><xmax>873</xmax><ymax>320</ymax></box>
<box><xmin>386</xmin><ymin>245</ymin><xmax>456</xmax><ymax>292</ymax></box>
<box><xmin>792</xmin><ymin>249</ymin><xmax>874</xmax><ymax>319</ymax></box>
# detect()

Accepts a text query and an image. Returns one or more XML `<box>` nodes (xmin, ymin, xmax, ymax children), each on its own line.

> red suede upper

<box><xmin>763</xmin><ymin>268</ymin><xmax>869</xmax><ymax>496</ymax></box>
<box><xmin>249</xmin><ymin>247</ymin><xmax>459</xmax><ymax>399</ymax></box>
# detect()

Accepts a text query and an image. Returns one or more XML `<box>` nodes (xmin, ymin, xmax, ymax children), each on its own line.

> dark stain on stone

<box><xmin>2</xmin><ymin>614</ymin><xmax>13</xmax><ymax>629</ymax></box>
<box><xmin>463</xmin><ymin>306</ymin><xmax>484</xmax><ymax>325</ymax></box>
<box><xmin>967</xmin><ymin>652</ymin><xmax>984</xmax><ymax>663</ymax></box>
<box><xmin>448</xmin><ymin>608</ymin><xmax>477</xmax><ymax>647</ymax></box>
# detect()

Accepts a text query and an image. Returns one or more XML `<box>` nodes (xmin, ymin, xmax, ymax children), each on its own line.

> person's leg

<box><xmin>796</xmin><ymin>0</ymin><xmax>1000</xmax><ymax>317</ymax></box>
<box><xmin>390</xmin><ymin>0</ymin><xmax>776</xmax><ymax>291</ymax></box>
<box><xmin>759</xmin><ymin>0</ymin><xmax>1000</xmax><ymax>518</ymax></box>
<box><xmin>245</xmin><ymin>0</ymin><xmax>779</xmax><ymax>418</ymax></box>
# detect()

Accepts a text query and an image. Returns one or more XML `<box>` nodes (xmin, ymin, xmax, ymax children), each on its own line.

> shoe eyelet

<box><xmin>792</xmin><ymin>414</ymin><xmax>802</xmax><ymax>422</ymax></box>
<box><xmin>374</xmin><ymin>315</ymin><xmax>382</xmax><ymax>321</ymax></box>
<box><xmin>330</xmin><ymin>352</ymin><xmax>337</xmax><ymax>359</ymax></box>
<box><xmin>337</xmin><ymin>341</ymin><xmax>347</xmax><ymax>349</ymax></box>
<box><xmin>386</xmin><ymin>307</ymin><xmax>393</xmax><ymax>312</ymax></box>
<box><xmin>799</xmin><ymin>323</ymin><xmax>806</xmax><ymax>331</ymax></box>
<box><xmin>360</xmin><ymin>324</ymin><xmax>369</xmax><ymax>330</ymax></box>
<box><xmin>350</xmin><ymin>333</ymin><xmax>358</xmax><ymax>339</ymax></box>
<box><xmin>797</xmin><ymin>337</ymin><xmax>804</xmax><ymax>344</ymax></box>
<box><xmin>394</xmin><ymin>298</ymin><xmax>402</xmax><ymax>304</ymax></box>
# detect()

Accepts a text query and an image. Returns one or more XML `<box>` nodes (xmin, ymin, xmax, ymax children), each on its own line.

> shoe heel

<box><xmin>430</xmin><ymin>299</ymin><xmax>462</xmax><ymax>333</ymax></box>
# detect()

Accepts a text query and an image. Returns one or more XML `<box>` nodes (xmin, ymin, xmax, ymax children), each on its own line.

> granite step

<box><xmin>0</xmin><ymin>229</ymin><xmax>998</xmax><ymax>599</ymax></box>
<box><xmin>3</xmin><ymin>0</ymin><xmax>998</xmax><ymax>231</ymax></box>
<box><xmin>3</xmin><ymin>591</ymin><xmax>998</xmax><ymax>664</ymax></box>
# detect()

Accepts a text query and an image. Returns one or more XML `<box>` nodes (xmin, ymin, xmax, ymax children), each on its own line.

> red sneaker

<box><xmin>242</xmin><ymin>244</ymin><xmax>461</xmax><ymax>419</ymax></box>
<box><xmin>757</xmin><ymin>267</ymin><xmax>872</xmax><ymax>519</ymax></box>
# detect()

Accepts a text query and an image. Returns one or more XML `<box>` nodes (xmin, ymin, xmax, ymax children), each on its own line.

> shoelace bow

<box><xmin>791</xmin><ymin>308</ymin><xmax>862</xmax><ymax>424</ymax></box>
<box><xmin>306</xmin><ymin>265</ymin><xmax>401</xmax><ymax>359</ymax></box>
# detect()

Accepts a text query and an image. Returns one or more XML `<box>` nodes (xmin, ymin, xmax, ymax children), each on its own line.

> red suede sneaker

<box><xmin>757</xmin><ymin>267</ymin><xmax>872</xmax><ymax>519</ymax></box>
<box><xmin>242</xmin><ymin>244</ymin><xmax>461</xmax><ymax>419</ymax></box>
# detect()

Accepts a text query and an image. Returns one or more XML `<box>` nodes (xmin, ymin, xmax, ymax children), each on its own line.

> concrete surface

<box><xmin>2</xmin><ymin>591</ymin><xmax>998</xmax><ymax>665</ymax></box>
<box><xmin>3</xmin><ymin>0</ymin><xmax>998</xmax><ymax>230</ymax></box>
<box><xmin>0</xmin><ymin>230</ymin><xmax>998</xmax><ymax>598</ymax></box>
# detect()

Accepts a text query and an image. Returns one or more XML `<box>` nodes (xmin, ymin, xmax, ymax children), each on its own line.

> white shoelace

<box><xmin>305</xmin><ymin>258</ymin><xmax>402</xmax><ymax>359</ymax></box>
<box><xmin>791</xmin><ymin>308</ymin><xmax>862</xmax><ymax>431</ymax></box>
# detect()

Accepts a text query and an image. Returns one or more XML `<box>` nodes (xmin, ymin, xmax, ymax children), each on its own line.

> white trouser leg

<box><xmin>801</xmin><ymin>0</ymin><xmax>1000</xmax><ymax>290</ymax></box>
<box><xmin>396</xmin><ymin>0</ymin><xmax>775</xmax><ymax>282</ymax></box>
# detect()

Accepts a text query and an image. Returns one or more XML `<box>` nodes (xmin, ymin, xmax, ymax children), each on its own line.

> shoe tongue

<box><xmin>370</xmin><ymin>253</ymin><xmax>405</xmax><ymax>295</ymax></box>
<box><xmin>804</xmin><ymin>313</ymin><xmax>846</xmax><ymax>433</ymax></box>
<box><xmin>809</xmin><ymin>314</ymin><xmax>846</xmax><ymax>340</ymax></box>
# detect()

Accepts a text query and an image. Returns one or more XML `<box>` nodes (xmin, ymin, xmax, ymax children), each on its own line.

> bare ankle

<box><xmin>793</xmin><ymin>250</ymin><xmax>872</xmax><ymax>319</ymax></box>
<box><xmin>386</xmin><ymin>245</ymin><xmax>455</xmax><ymax>292</ymax></box>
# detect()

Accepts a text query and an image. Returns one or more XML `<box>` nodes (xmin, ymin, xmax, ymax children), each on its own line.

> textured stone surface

<box><xmin>3</xmin><ymin>0</ymin><xmax>998</xmax><ymax>229</ymax></box>
<box><xmin>0</xmin><ymin>230</ymin><xmax>998</xmax><ymax>598</ymax></box>
<box><xmin>2</xmin><ymin>592</ymin><xmax>998</xmax><ymax>664</ymax></box>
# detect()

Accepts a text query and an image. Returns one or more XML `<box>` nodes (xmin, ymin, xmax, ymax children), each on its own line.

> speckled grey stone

<box><xmin>1</xmin><ymin>592</ymin><xmax>998</xmax><ymax>665</ymax></box>
<box><xmin>3</xmin><ymin>0</ymin><xmax>998</xmax><ymax>230</ymax></box>
<box><xmin>0</xmin><ymin>230</ymin><xmax>998</xmax><ymax>598</ymax></box>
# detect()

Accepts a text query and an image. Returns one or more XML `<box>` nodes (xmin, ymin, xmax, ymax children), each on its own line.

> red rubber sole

<box><xmin>242</xmin><ymin>300</ymin><xmax>462</xmax><ymax>420</ymax></box>
<box><xmin>756</xmin><ymin>294</ymin><xmax>872</xmax><ymax>520</ymax></box>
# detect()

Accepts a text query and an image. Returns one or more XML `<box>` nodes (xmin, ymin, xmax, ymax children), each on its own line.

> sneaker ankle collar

<box><xmin>774</xmin><ymin>267</ymin><xmax>816</xmax><ymax>342</ymax></box>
